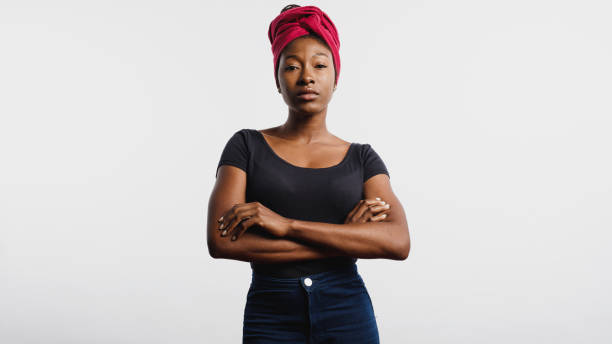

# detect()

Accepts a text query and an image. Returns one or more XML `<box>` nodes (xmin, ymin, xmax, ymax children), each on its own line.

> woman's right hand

<box><xmin>344</xmin><ymin>198</ymin><xmax>391</xmax><ymax>224</ymax></box>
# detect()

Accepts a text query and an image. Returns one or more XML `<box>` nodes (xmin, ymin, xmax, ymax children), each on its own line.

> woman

<box><xmin>208</xmin><ymin>4</ymin><xmax>410</xmax><ymax>343</ymax></box>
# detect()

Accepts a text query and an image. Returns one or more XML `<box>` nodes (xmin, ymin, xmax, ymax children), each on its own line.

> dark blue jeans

<box><xmin>242</xmin><ymin>264</ymin><xmax>380</xmax><ymax>343</ymax></box>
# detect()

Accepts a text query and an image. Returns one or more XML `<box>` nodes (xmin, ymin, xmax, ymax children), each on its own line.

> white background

<box><xmin>1</xmin><ymin>0</ymin><xmax>611</xmax><ymax>343</ymax></box>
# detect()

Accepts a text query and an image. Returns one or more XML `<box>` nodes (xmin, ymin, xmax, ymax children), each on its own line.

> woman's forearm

<box><xmin>213</xmin><ymin>227</ymin><xmax>345</xmax><ymax>263</ymax></box>
<box><xmin>287</xmin><ymin>220</ymin><xmax>410</xmax><ymax>260</ymax></box>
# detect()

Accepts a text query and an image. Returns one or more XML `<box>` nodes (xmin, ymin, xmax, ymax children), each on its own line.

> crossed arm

<box><xmin>207</xmin><ymin>165</ymin><xmax>410</xmax><ymax>263</ymax></box>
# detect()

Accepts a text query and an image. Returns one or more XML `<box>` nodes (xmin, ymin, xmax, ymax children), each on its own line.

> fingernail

<box><xmin>385</xmin><ymin>204</ymin><xmax>390</xmax><ymax>208</ymax></box>
<box><xmin>382</xmin><ymin>214</ymin><xmax>387</xmax><ymax>217</ymax></box>
<box><xmin>381</xmin><ymin>201</ymin><xmax>386</xmax><ymax>205</ymax></box>
<box><xmin>375</xmin><ymin>197</ymin><xmax>381</xmax><ymax>200</ymax></box>
<box><xmin>219</xmin><ymin>223</ymin><xmax>224</xmax><ymax>229</ymax></box>
<box><xmin>221</xmin><ymin>230</ymin><xmax>227</xmax><ymax>236</ymax></box>
<box><xmin>231</xmin><ymin>235</ymin><xmax>237</xmax><ymax>241</ymax></box>
<box><xmin>218</xmin><ymin>216</ymin><xmax>223</xmax><ymax>222</ymax></box>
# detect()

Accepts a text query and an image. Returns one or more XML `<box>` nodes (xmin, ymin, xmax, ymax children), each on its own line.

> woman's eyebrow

<box><xmin>285</xmin><ymin>52</ymin><xmax>329</xmax><ymax>60</ymax></box>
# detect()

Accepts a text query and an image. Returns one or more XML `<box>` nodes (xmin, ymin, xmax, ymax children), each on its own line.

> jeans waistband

<box><xmin>251</xmin><ymin>263</ymin><xmax>359</xmax><ymax>285</ymax></box>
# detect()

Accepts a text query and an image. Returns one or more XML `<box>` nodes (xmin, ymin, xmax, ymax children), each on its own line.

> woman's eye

<box><xmin>285</xmin><ymin>65</ymin><xmax>326</xmax><ymax>70</ymax></box>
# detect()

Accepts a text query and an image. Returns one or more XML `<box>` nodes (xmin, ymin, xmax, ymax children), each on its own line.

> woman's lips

<box><xmin>297</xmin><ymin>93</ymin><xmax>318</xmax><ymax>100</ymax></box>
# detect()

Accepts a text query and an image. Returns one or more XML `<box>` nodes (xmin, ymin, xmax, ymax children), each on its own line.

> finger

<box><xmin>226</xmin><ymin>207</ymin><xmax>259</xmax><ymax>239</ymax></box>
<box><xmin>369</xmin><ymin>207</ymin><xmax>391</xmax><ymax>220</ymax></box>
<box><xmin>345</xmin><ymin>200</ymin><xmax>364</xmax><ymax>223</ymax></box>
<box><xmin>371</xmin><ymin>212</ymin><xmax>388</xmax><ymax>222</ymax></box>
<box><xmin>358</xmin><ymin>206</ymin><xmax>376</xmax><ymax>223</ymax></box>
<box><xmin>354</xmin><ymin>200</ymin><xmax>379</xmax><ymax>221</ymax></box>
<box><xmin>219</xmin><ymin>204</ymin><xmax>243</xmax><ymax>231</ymax></box>
<box><xmin>369</xmin><ymin>203</ymin><xmax>391</xmax><ymax>214</ymax></box>
<box><xmin>371</xmin><ymin>207</ymin><xmax>391</xmax><ymax>220</ymax></box>
<box><xmin>358</xmin><ymin>200</ymin><xmax>387</xmax><ymax>222</ymax></box>
<box><xmin>220</xmin><ymin>205</ymin><xmax>244</xmax><ymax>236</ymax></box>
<box><xmin>345</xmin><ymin>200</ymin><xmax>370</xmax><ymax>224</ymax></box>
<box><xmin>364</xmin><ymin>199</ymin><xmax>386</xmax><ymax>214</ymax></box>
<box><xmin>364</xmin><ymin>198</ymin><xmax>385</xmax><ymax>206</ymax></box>
<box><xmin>229</xmin><ymin>216</ymin><xmax>253</xmax><ymax>241</ymax></box>
<box><xmin>233</xmin><ymin>216</ymin><xmax>258</xmax><ymax>241</ymax></box>
<box><xmin>218</xmin><ymin>210</ymin><xmax>231</xmax><ymax>231</ymax></box>
<box><xmin>219</xmin><ymin>203</ymin><xmax>254</xmax><ymax>235</ymax></box>
<box><xmin>345</xmin><ymin>199</ymin><xmax>386</xmax><ymax>224</ymax></box>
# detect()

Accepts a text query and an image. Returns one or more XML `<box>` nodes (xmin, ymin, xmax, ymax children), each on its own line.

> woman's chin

<box><xmin>291</xmin><ymin>103</ymin><xmax>326</xmax><ymax>114</ymax></box>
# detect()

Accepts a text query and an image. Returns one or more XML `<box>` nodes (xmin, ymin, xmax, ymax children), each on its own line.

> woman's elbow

<box><xmin>208</xmin><ymin>236</ymin><xmax>228</xmax><ymax>259</ymax></box>
<box><xmin>392</xmin><ymin>226</ymin><xmax>411</xmax><ymax>260</ymax></box>
<box><xmin>208</xmin><ymin>240</ymin><xmax>221</xmax><ymax>259</ymax></box>
<box><xmin>396</xmin><ymin>239</ymin><xmax>410</xmax><ymax>260</ymax></box>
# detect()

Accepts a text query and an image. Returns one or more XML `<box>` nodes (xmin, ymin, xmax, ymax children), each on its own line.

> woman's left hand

<box><xmin>217</xmin><ymin>202</ymin><xmax>292</xmax><ymax>241</ymax></box>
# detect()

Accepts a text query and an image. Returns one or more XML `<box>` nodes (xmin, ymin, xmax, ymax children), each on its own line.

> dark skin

<box><xmin>207</xmin><ymin>36</ymin><xmax>410</xmax><ymax>262</ymax></box>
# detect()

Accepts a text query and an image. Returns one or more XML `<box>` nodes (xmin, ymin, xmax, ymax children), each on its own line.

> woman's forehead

<box><xmin>282</xmin><ymin>37</ymin><xmax>332</xmax><ymax>58</ymax></box>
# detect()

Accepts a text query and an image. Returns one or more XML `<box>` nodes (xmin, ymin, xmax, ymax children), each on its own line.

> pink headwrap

<box><xmin>268</xmin><ymin>5</ymin><xmax>341</xmax><ymax>88</ymax></box>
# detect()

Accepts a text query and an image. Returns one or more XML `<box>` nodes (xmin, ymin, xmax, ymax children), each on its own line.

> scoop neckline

<box><xmin>252</xmin><ymin>129</ymin><xmax>355</xmax><ymax>170</ymax></box>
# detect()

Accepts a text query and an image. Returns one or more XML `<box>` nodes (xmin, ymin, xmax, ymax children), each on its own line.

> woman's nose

<box><xmin>299</xmin><ymin>73</ymin><xmax>314</xmax><ymax>85</ymax></box>
<box><xmin>298</xmin><ymin>66</ymin><xmax>315</xmax><ymax>84</ymax></box>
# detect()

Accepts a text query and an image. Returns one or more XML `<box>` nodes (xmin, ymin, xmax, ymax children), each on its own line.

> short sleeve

<box><xmin>362</xmin><ymin>144</ymin><xmax>390</xmax><ymax>182</ymax></box>
<box><xmin>216</xmin><ymin>129</ymin><xmax>250</xmax><ymax>178</ymax></box>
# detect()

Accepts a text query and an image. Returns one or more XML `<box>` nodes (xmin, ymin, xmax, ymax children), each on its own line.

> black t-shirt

<box><xmin>215</xmin><ymin>128</ymin><xmax>390</xmax><ymax>277</ymax></box>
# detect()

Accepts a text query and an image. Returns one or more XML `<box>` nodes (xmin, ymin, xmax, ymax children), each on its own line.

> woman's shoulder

<box><xmin>235</xmin><ymin>128</ymin><xmax>268</xmax><ymax>141</ymax></box>
<box><xmin>234</xmin><ymin>128</ymin><xmax>256</xmax><ymax>135</ymax></box>
<box><xmin>226</xmin><ymin>128</ymin><xmax>260</xmax><ymax>142</ymax></box>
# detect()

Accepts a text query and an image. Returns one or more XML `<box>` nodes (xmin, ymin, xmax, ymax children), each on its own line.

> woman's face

<box><xmin>277</xmin><ymin>36</ymin><xmax>336</xmax><ymax>113</ymax></box>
